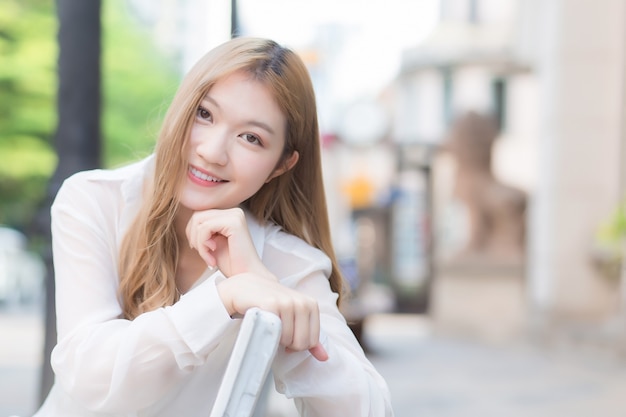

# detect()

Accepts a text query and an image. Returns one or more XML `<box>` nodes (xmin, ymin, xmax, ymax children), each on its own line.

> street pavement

<box><xmin>1</xmin><ymin>307</ymin><xmax>626</xmax><ymax>417</ymax></box>
<box><xmin>363</xmin><ymin>314</ymin><xmax>626</xmax><ymax>417</ymax></box>
<box><xmin>0</xmin><ymin>306</ymin><xmax>43</xmax><ymax>417</ymax></box>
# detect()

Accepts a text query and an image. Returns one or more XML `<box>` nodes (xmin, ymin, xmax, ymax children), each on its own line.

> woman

<box><xmin>34</xmin><ymin>37</ymin><xmax>393</xmax><ymax>416</ymax></box>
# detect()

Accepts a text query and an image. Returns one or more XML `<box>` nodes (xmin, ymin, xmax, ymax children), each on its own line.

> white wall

<box><xmin>526</xmin><ymin>0</ymin><xmax>626</xmax><ymax>318</ymax></box>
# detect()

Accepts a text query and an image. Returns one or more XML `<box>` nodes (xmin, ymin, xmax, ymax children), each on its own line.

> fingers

<box><xmin>198</xmin><ymin>241</ymin><xmax>217</xmax><ymax>268</ymax></box>
<box><xmin>217</xmin><ymin>273</ymin><xmax>326</xmax><ymax>360</ymax></box>
<box><xmin>285</xmin><ymin>343</ymin><xmax>328</xmax><ymax>362</ymax></box>
<box><xmin>185</xmin><ymin>208</ymin><xmax>271</xmax><ymax>277</ymax></box>
<box><xmin>185</xmin><ymin>208</ymin><xmax>260</xmax><ymax>274</ymax></box>
<box><xmin>274</xmin><ymin>296</ymin><xmax>318</xmax><ymax>350</ymax></box>
<box><xmin>279</xmin><ymin>313</ymin><xmax>295</xmax><ymax>349</ymax></box>
<box><xmin>308</xmin><ymin>343</ymin><xmax>329</xmax><ymax>362</ymax></box>
<box><xmin>272</xmin><ymin>291</ymin><xmax>325</xmax><ymax>361</ymax></box>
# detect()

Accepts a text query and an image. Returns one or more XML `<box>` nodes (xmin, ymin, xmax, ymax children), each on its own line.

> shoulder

<box><xmin>267</xmin><ymin>226</ymin><xmax>327</xmax><ymax>261</ymax></box>
<box><xmin>258</xmin><ymin>220</ymin><xmax>332</xmax><ymax>284</ymax></box>
<box><xmin>53</xmin><ymin>155</ymin><xmax>153</xmax><ymax>208</ymax></box>
<box><xmin>59</xmin><ymin>154</ymin><xmax>153</xmax><ymax>189</ymax></box>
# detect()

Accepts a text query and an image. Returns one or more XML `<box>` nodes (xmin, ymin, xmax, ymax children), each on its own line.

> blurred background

<box><xmin>2</xmin><ymin>0</ymin><xmax>626</xmax><ymax>416</ymax></box>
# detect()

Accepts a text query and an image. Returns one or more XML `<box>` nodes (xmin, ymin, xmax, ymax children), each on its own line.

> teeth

<box><xmin>190</xmin><ymin>167</ymin><xmax>223</xmax><ymax>182</ymax></box>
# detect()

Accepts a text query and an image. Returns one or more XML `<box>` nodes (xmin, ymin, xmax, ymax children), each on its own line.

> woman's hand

<box><xmin>217</xmin><ymin>272</ymin><xmax>328</xmax><ymax>362</ymax></box>
<box><xmin>185</xmin><ymin>207</ymin><xmax>270</xmax><ymax>278</ymax></box>
<box><xmin>186</xmin><ymin>208</ymin><xmax>328</xmax><ymax>361</ymax></box>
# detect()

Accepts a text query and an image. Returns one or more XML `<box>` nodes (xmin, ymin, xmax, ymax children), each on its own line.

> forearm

<box><xmin>52</xmin><ymin>278</ymin><xmax>233</xmax><ymax>413</ymax></box>
<box><xmin>268</xmin><ymin>268</ymin><xmax>393</xmax><ymax>417</ymax></box>
<box><xmin>271</xmin><ymin>323</ymin><xmax>393</xmax><ymax>417</ymax></box>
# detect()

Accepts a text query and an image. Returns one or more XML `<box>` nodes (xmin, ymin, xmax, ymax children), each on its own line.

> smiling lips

<box><xmin>188</xmin><ymin>165</ymin><xmax>227</xmax><ymax>186</ymax></box>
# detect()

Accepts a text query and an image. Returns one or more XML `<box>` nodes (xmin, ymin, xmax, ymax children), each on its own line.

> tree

<box><xmin>35</xmin><ymin>0</ymin><xmax>102</xmax><ymax>402</ymax></box>
<box><xmin>0</xmin><ymin>0</ymin><xmax>57</xmax><ymax>229</ymax></box>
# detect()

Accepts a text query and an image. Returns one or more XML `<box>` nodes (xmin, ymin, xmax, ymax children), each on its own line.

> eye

<box><xmin>240</xmin><ymin>133</ymin><xmax>262</xmax><ymax>146</ymax></box>
<box><xmin>196</xmin><ymin>106</ymin><xmax>212</xmax><ymax>122</ymax></box>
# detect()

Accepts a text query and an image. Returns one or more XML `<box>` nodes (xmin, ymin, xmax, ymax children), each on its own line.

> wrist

<box><xmin>235</xmin><ymin>260</ymin><xmax>275</xmax><ymax>282</ymax></box>
<box><xmin>216</xmin><ymin>278</ymin><xmax>237</xmax><ymax>317</ymax></box>
<box><xmin>254</xmin><ymin>263</ymin><xmax>276</xmax><ymax>281</ymax></box>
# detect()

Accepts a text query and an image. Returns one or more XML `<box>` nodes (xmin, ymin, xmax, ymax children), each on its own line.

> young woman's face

<box><xmin>179</xmin><ymin>71</ymin><xmax>294</xmax><ymax>212</ymax></box>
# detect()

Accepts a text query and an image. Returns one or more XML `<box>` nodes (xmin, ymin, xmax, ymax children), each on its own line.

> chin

<box><xmin>180</xmin><ymin>199</ymin><xmax>235</xmax><ymax>212</ymax></box>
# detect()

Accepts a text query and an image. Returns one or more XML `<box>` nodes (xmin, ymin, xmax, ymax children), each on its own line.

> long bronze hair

<box><xmin>118</xmin><ymin>38</ymin><xmax>346</xmax><ymax>319</ymax></box>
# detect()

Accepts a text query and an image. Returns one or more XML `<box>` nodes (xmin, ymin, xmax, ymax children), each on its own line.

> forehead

<box><xmin>209</xmin><ymin>72</ymin><xmax>282</xmax><ymax>110</ymax></box>
<box><xmin>203</xmin><ymin>71</ymin><xmax>286</xmax><ymax>137</ymax></box>
<box><xmin>206</xmin><ymin>71</ymin><xmax>272</xmax><ymax>103</ymax></box>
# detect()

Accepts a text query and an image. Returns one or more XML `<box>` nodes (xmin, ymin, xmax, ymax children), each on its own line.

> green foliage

<box><xmin>0</xmin><ymin>0</ymin><xmax>182</xmax><ymax>229</ymax></box>
<box><xmin>593</xmin><ymin>203</ymin><xmax>626</xmax><ymax>280</ymax></box>
<box><xmin>102</xmin><ymin>1</ymin><xmax>180</xmax><ymax>168</ymax></box>
<box><xmin>0</xmin><ymin>0</ymin><xmax>57</xmax><ymax>229</ymax></box>
<box><xmin>596</xmin><ymin>203</ymin><xmax>626</xmax><ymax>249</ymax></box>
<box><xmin>0</xmin><ymin>0</ymin><xmax>57</xmax><ymax>144</ymax></box>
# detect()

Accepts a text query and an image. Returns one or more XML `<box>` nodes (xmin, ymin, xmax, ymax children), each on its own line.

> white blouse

<box><xmin>33</xmin><ymin>155</ymin><xmax>394</xmax><ymax>417</ymax></box>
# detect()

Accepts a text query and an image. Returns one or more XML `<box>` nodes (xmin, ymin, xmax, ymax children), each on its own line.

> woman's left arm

<box><xmin>263</xmin><ymin>233</ymin><xmax>394</xmax><ymax>417</ymax></box>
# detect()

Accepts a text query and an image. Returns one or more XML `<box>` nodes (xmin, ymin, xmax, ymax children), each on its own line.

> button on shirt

<box><xmin>33</xmin><ymin>155</ymin><xmax>394</xmax><ymax>417</ymax></box>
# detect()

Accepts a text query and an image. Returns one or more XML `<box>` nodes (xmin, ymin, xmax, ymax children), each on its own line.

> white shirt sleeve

<box><xmin>263</xmin><ymin>229</ymin><xmax>394</xmax><ymax>417</ymax></box>
<box><xmin>49</xmin><ymin>172</ymin><xmax>234</xmax><ymax>413</ymax></box>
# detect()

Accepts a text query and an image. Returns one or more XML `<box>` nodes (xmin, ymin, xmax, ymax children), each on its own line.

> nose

<box><xmin>195</xmin><ymin>127</ymin><xmax>229</xmax><ymax>166</ymax></box>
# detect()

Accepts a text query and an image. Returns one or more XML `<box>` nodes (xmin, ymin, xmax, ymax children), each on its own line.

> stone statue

<box><xmin>443</xmin><ymin>112</ymin><xmax>527</xmax><ymax>263</ymax></box>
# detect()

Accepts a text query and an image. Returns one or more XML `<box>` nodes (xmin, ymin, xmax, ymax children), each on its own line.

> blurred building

<box><xmin>126</xmin><ymin>0</ymin><xmax>233</xmax><ymax>73</ymax></box>
<box><xmin>520</xmin><ymin>0</ymin><xmax>625</xmax><ymax>341</ymax></box>
<box><xmin>121</xmin><ymin>0</ymin><xmax>626</xmax><ymax>347</ymax></box>
<box><xmin>0</xmin><ymin>227</ymin><xmax>45</xmax><ymax>306</ymax></box>
<box><xmin>385</xmin><ymin>0</ymin><xmax>626</xmax><ymax>346</ymax></box>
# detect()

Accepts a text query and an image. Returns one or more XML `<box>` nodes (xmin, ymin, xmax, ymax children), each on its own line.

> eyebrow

<box><xmin>202</xmin><ymin>96</ymin><xmax>276</xmax><ymax>135</ymax></box>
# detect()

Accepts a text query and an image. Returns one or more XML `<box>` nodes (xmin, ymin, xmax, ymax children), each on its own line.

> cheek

<box><xmin>187</xmin><ymin>127</ymin><xmax>202</xmax><ymax>150</ymax></box>
<box><xmin>238</xmin><ymin>149</ymin><xmax>282</xmax><ymax>174</ymax></box>
<box><xmin>239</xmin><ymin>158</ymin><xmax>278</xmax><ymax>184</ymax></box>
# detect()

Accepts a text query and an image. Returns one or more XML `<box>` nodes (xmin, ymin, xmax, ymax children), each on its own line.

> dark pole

<box><xmin>37</xmin><ymin>0</ymin><xmax>102</xmax><ymax>403</ymax></box>
<box><xmin>231</xmin><ymin>0</ymin><xmax>239</xmax><ymax>38</ymax></box>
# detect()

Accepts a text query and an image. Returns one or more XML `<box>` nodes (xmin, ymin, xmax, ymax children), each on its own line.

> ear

<box><xmin>266</xmin><ymin>151</ymin><xmax>299</xmax><ymax>182</ymax></box>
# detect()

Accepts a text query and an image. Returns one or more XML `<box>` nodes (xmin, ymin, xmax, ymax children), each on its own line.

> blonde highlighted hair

<box><xmin>118</xmin><ymin>38</ymin><xmax>346</xmax><ymax>319</ymax></box>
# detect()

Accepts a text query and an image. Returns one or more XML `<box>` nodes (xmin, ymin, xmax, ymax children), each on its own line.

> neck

<box><xmin>174</xmin><ymin>205</ymin><xmax>193</xmax><ymax>247</ymax></box>
<box><xmin>173</xmin><ymin>205</ymin><xmax>212</xmax><ymax>293</ymax></box>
